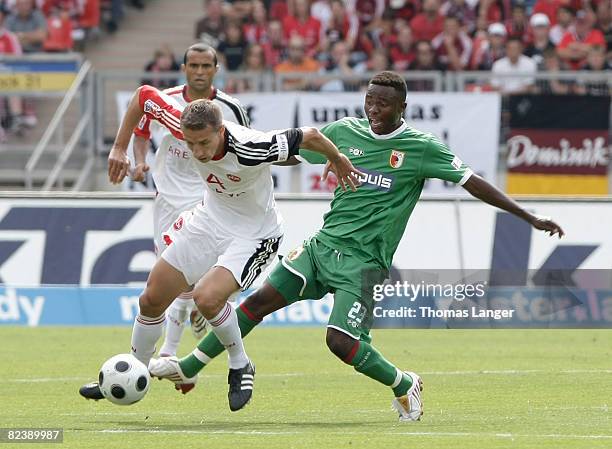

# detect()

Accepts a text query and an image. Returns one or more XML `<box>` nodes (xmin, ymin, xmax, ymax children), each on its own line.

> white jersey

<box><xmin>138</xmin><ymin>85</ymin><xmax>303</xmax><ymax>239</ymax></box>
<box><xmin>134</xmin><ymin>84</ymin><xmax>250</xmax><ymax>211</ymax></box>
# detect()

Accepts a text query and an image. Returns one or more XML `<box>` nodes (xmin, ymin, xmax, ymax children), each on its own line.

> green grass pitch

<box><xmin>1</xmin><ymin>327</ymin><xmax>611</xmax><ymax>448</ymax></box>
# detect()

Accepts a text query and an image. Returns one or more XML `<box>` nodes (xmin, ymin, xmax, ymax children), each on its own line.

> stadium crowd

<box><xmin>186</xmin><ymin>0</ymin><xmax>611</xmax><ymax>93</ymax></box>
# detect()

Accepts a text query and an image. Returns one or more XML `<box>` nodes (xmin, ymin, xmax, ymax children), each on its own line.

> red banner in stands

<box><xmin>506</xmin><ymin>95</ymin><xmax>610</xmax><ymax>195</ymax></box>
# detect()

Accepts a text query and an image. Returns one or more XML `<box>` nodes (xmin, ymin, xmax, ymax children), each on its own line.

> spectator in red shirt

<box><xmin>557</xmin><ymin>9</ymin><xmax>606</xmax><ymax>69</ymax></box>
<box><xmin>505</xmin><ymin>2</ymin><xmax>528</xmax><ymax>41</ymax></box>
<box><xmin>321</xmin><ymin>0</ymin><xmax>359</xmax><ymax>52</ymax></box>
<box><xmin>532</xmin><ymin>0</ymin><xmax>563</xmax><ymax>25</ymax></box>
<box><xmin>0</xmin><ymin>4</ymin><xmax>20</xmax><ymax>55</ymax></box>
<box><xmin>476</xmin><ymin>0</ymin><xmax>509</xmax><ymax>28</ymax></box>
<box><xmin>431</xmin><ymin>15</ymin><xmax>473</xmax><ymax>70</ymax></box>
<box><xmin>262</xmin><ymin>19</ymin><xmax>286</xmax><ymax>67</ymax></box>
<box><xmin>390</xmin><ymin>26</ymin><xmax>415</xmax><ymax>70</ymax></box>
<box><xmin>282</xmin><ymin>0</ymin><xmax>322</xmax><ymax>56</ymax></box>
<box><xmin>410</xmin><ymin>0</ymin><xmax>444</xmax><ymax>42</ymax></box>
<box><xmin>243</xmin><ymin>0</ymin><xmax>268</xmax><ymax>44</ymax></box>
<box><xmin>348</xmin><ymin>0</ymin><xmax>385</xmax><ymax>32</ymax></box>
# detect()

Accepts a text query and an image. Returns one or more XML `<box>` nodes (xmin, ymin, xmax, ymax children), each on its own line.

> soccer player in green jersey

<box><xmin>149</xmin><ymin>71</ymin><xmax>564</xmax><ymax>421</ymax></box>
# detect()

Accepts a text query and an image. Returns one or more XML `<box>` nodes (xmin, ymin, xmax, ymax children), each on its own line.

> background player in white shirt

<box><xmin>131</xmin><ymin>44</ymin><xmax>250</xmax><ymax>360</ymax></box>
<box><xmin>80</xmin><ymin>84</ymin><xmax>361</xmax><ymax>411</ymax></box>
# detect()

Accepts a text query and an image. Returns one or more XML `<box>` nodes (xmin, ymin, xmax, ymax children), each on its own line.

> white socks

<box><xmin>208</xmin><ymin>302</ymin><xmax>249</xmax><ymax>369</ymax></box>
<box><xmin>131</xmin><ymin>313</ymin><xmax>165</xmax><ymax>366</ymax></box>
<box><xmin>159</xmin><ymin>295</ymin><xmax>193</xmax><ymax>357</ymax></box>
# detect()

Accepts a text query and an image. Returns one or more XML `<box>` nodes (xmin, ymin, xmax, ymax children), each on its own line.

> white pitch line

<box><xmin>96</xmin><ymin>429</ymin><xmax>298</xmax><ymax>436</ymax></box>
<box><xmin>6</xmin><ymin>369</ymin><xmax>612</xmax><ymax>383</ymax></box>
<box><xmin>8</xmin><ymin>376</ymin><xmax>91</xmax><ymax>383</ymax></box>
<box><xmin>420</xmin><ymin>369</ymin><xmax>612</xmax><ymax>376</ymax></box>
<box><xmin>85</xmin><ymin>429</ymin><xmax>612</xmax><ymax>440</ymax></box>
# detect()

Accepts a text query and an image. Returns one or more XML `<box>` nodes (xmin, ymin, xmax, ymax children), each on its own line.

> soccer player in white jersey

<box><xmin>131</xmin><ymin>44</ymin><xmax>250</xmax><ymax>361</ymax></box>
<box><xmin>79</xmin><ymin>84</ymin><xmax>361</xmax><ymax>411</ymax></box>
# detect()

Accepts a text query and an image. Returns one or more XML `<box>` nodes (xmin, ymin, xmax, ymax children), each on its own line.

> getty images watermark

<box><xmin>363</xmin><ymin>270</ymin><xmax>612</xmax><ymax>329</ymax></box>
<box><xmin>372</xmin><ymin>279</ymin><xmax>516</xmax><ymax>320</ymax></box>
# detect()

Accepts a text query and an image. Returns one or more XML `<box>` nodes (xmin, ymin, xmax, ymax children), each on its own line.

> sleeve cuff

<box><xmin>458</xmin><ymin>168</ymin><xmax>474</xmax><ymax>186</ymax></box>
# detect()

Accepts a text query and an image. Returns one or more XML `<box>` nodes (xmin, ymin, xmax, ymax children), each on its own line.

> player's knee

<box><xmin>325</xmin><ymin>328</ymin><xmax>354</xmax><ymax>361</ymax></box>
<box><xmin>193</xmin><ymin>288</ymin><xmax>227</xmax><ymax>319</ymax></box>
<box><xmin>138</xmin><ymin>290</ymin><xmax>165</xmax><ymax>317</ymax></box>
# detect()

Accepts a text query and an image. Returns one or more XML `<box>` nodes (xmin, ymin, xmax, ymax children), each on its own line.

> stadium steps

<box><xmin>1</xmin><ymin>98</ymin><xmax>85</xmax><ymax>189</ymax></box>
<box><xmin>0</xmin><ymin>147</ymin><xmax>91</xmax><ymax>189</ymax></box>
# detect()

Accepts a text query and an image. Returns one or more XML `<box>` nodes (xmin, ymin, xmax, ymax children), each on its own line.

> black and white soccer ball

<box><xmin>98</xmin><ymin>354</ymin><xmax>150</xmax><ymax>405</ymax></box>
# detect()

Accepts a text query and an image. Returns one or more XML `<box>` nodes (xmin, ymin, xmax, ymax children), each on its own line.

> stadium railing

<box><xmin>0</xmin><ymin>53</ymin><xmax>95</xmax><ymax>190</ymax></box>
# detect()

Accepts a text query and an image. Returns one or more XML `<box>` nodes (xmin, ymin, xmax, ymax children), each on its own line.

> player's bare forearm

<box><xmin>133</xmin><ymin>135</ymin><xmax>148</xmax><ymax>165</ymax></box>
<box><xmin>462</xmin><ymin>174</ymin><xmax>564</xmax><ymax>237</ymax></box>
<box><xmin>299</xmin><ymin>127</ymin><xmax>342</xmax><ymax>162</ymax></box>
<box><xmin>108</xmin><ymin>88</ymin><xmax>146</xmax><ymax>184</ymax></box>
<box><xmin>300</xmin><ymin>128</ymin><xmax>362</xmax><ymax>191</ymax></box>
<box><xmin>273</xmin><ymin>156</ymin><xmax>301</xmax><ymax>166</ymax></box>
<box><xmin>113</xmin><ymin>88</ymin><xmax>145</xmax><ymax>152</ymax></box>
<box><xmin>131</xmin><ymin>135</ymin><xmax>150</xmax><ymax>182</ymax></box>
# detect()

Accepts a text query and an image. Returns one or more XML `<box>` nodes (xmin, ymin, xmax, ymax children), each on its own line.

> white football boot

<box><xmin>148</xmin><ymin>356</ymin><xmax>198</xmax><ymax>394</ymax></box>
<box><xmin>391</xmin><ymin>371</ymin><xmax>423</xmax><ymax>422</ymax></box>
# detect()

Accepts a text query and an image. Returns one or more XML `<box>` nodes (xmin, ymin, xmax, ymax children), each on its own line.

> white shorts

<box><xmin>161</xmin><ymin>205</ymin><xmax>282</xmax><ymax>288</ymax></box>
<box><xmin>153</xmin><ymin>195</ymin><xmax>201</xmax><ymax>257</ymax></box>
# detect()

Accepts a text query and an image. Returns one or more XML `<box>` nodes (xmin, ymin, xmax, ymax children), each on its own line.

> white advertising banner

<box><xmin>296</xmin><ymin>92</ymin><xmax>501</xmax><ymax>194</ymax></box>
<box><xmin>116</xmin><ymin>91</ymin><xmax>499</xmax><ymax>194</ymax></box>
<box><xmin>0</xmin><ymin>196</ymin><xmax>609</xmax><ymax>287</ymax></box>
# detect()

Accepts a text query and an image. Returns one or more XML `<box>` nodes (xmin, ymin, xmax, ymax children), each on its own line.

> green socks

<box><xmin>179</xmin><ymin>305</ymin><xmax>261</xmax><ymax>378</ymax></box>
<box><xmin>345</xmin><ymin>340</ymin><xmax>413</xmax><ymax>397</ymax></box>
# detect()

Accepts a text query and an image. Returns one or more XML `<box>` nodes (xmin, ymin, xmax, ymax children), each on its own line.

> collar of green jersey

<box><xmin>368</xmin><ymin>119</ymin><xmax>408</xmax><ymax>140</ymax></box>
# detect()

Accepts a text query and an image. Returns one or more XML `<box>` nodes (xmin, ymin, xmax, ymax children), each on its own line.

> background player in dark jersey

<box><xmin>149</xmin><ymin>71</ymin><xmax>564</xmax><ymax>421</ymax></box>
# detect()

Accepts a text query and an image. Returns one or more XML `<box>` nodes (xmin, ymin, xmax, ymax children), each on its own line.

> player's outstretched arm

<box><xmin>300</xmin><ymin>127</ymin><xmax>362</xmax><ymax>191</ymax></box>
<box><xmin>462</xmin><ymin>174</ymin><xmax>565</xmax><ymax>238</ymax></box>
<box><xmin>108</xmin><ymin>87</ymin><xmax>146</xmax><ymax>184</ymax></box>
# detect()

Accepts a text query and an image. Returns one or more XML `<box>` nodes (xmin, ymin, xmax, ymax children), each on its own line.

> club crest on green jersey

<box><xmin>390</xmin><ymin>150</ymin><xmax>405</xmax><ymax>168</ymax></box>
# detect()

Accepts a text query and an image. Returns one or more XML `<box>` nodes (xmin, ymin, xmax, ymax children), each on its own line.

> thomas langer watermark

<box><xmin>364</xmin><ymin>270</ymin><xmax>612</xmax><ymax>329</ymax></box>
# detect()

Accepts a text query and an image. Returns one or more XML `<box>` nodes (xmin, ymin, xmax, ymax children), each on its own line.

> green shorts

<box><xmin>267</xmin><ymin>237</ymin><xmax>387</xmax><ymax>341</ymax></box>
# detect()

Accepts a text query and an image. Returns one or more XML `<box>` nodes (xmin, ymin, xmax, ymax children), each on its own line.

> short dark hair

<box><xmin>506</xmin><ymin>36</ymin><xmax>524</xmax><ymax>46</ymax></box>
<box><xmin>369</xmin><ymin>71</ymin><xmax>407</xmax><ymax>100</ymax></box>
<box><xmin>183</xmin><ymin>43</ymin><xmax>218</xmax><ymax>66</ymax></box>
<box><xmin>180</xmin><ymin>99</ymin><xmax>222</xmax><ymax>131</ymax></box>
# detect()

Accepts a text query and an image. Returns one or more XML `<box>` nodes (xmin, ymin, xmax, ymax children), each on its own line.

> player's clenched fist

<box><xmin>108</xmin><ymin>146</ymin><xmax>131</xmax><ymax>184</ymax></box>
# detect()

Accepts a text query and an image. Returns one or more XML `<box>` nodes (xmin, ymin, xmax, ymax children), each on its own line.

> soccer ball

<box><xmin>98</xmin><ymin>354</ymin><xmax>150</xmax><ymax>405</ymax></box>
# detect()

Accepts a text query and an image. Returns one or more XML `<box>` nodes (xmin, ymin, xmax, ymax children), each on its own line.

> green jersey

<box><xmin>300</xmin><ymin>117</ymin><xmax>472</xmax><ymax>270</ymax></box>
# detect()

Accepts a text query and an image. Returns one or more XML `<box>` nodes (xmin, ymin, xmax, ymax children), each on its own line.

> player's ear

<box><xmin>181</xmin><ymin>63</ymin><xmax>186</xmax><ymax>73</ymax></box>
